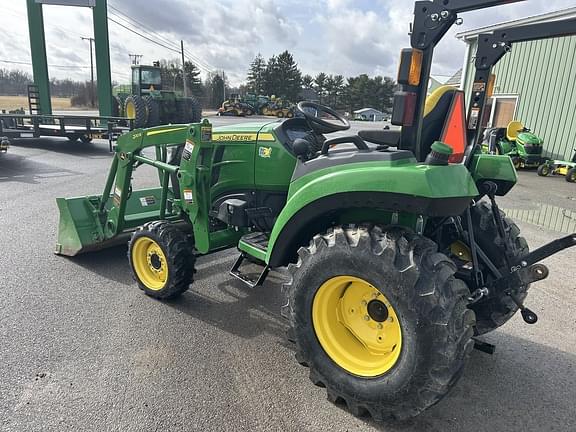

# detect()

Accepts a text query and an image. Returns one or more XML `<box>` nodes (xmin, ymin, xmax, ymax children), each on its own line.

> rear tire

<box><xmin>462</xmin><ymin>201</ymin><xmax>529</xmax><ymax>335</ymax></box>
<box><xmin>283</xmin><ymin>226</ymin><xmax>475</xmax><ymax>421</ymax></box>
<box><xmin>128</xmin><ymin>221</ymin><xmax>195</xmax><ymax>299</ymax></box>
<box><xmin>112</xmin><ymin>95</ymin><xmax>124</xmax><ymax>117</ymax></box>
<box><xmin>276</xmin><ymin>111</ymin><xmax>284</xmax><ymax>118</ymax></box>
<box><xmin>176</xmin><ymin>97</ymin><xmax>202</xmax><ymax>124</ymax></box>
<box><xmin>566</xmin><ymin>167</ymin><xmax>576</xmax><ymax>183</ymax></box>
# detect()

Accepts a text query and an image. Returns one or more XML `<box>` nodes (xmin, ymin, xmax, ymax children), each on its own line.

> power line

<box><xmin>0</xmin><ymin>59</ymin><xmax>91</xmax><ymax>69</ymax></box>
<box><xmin>107</xmin><ymin>16</ymin><xmax>183</xmax><ymax>55</ymax></box>
<box><xmin>0</xmin><ymin>59</ymin><xmax>130</xmax><ymax>80</ymax></box>
<box><xmin>107</xmin><ymin>4</ymin><xmax>215</xmax><ymax>72</ymax></box>
<box><xmin>108</xmin><ymin>5</ymin><xmax>182</xmax><ymax>52</ymax></box>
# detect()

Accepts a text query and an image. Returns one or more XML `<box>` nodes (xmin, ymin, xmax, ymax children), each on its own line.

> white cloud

<box><xmin>0</xmin><ymin>0</ymin><xmax>575</xmax><ymax>87</ymax></box>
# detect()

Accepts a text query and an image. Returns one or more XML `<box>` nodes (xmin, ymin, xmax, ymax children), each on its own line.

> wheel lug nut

<box><xmin>361</xmin><ymin>300</ymin><xmax>367</xmax><ymax>306</ymax></box>
<box><xmin>364</xmin><ymin>315</ymin><xmax>370</xmax><ymax>321</ymax></box>
<box><xmin>377</xmin><ymin>323</ymin><xmax>383</xmax><ymax>329</ymax></box>
<box><xmin>388</xmin><ymin>317</ymin><xmax>394</xmax><ymax>323</ymax></box>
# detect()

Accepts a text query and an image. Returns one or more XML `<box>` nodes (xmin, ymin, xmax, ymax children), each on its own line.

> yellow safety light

<box><xmin>409</xmin><ymin>49</ymin><xmax>423</xmax><ymax>86</ymax></box>
<box><xmin>397</xmin><ymin>49</ymin><xmax>423</xmax><ymax>87</ymax></box>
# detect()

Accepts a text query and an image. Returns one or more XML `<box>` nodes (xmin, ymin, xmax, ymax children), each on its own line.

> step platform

<box><xmin>229</xmin><ymin>232</ymin><xmax>270</xmax><ymax>288</ymax></box>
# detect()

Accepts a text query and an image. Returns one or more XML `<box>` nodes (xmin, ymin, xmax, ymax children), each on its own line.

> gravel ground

<box><xmin>1</xmin><ymin>117</ymin><xmax>575</xmax><ymax>431</ymax></box>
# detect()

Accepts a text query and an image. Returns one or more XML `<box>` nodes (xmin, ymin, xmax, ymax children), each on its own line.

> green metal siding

<box><xmin>464</xmin><ymin>36</ymin><xmax>576</xmax><ymax>160</ymax></box>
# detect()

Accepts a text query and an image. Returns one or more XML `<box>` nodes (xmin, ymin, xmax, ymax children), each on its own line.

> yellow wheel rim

<box><xmin>131</xmin><ymin>237</ymin><xmax>168</xmax><ymax>290</ymax></box>
<box><xmin>312</xmin><ymin>276</ymin><xmax>402</xmax><ymax>377</ymax></box>
<box><xmin>126</xmin><ymin>101</ymin><xmax>136</xmax><ymax>119</ymax></box>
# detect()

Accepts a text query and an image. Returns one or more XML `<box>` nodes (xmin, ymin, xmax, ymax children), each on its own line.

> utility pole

<box><xmin>128</xmin><ymin>54</ymin><xmax>143</xmax><ymax>65</ymax></box>
<box><xmin>81</xmin><ymin>36</ymin><xmax>95</xmax><ymax>107</ymax></box>
<box><xmin>222</xmin><ymin>70</ymin><xmax>226</xmax><ymax>101</ymax></box>
<box><xmin>180</xmin><ymin>40</ymin><xmax>188</xmax><ymax>97</ymax></box>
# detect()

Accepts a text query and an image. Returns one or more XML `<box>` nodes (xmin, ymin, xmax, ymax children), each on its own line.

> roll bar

<box><xmin>395</xmin><ymin>0</ymin><xmax>527</xmax><ymax>161</ymax></box>
<box><xmin>467</xmin><ymin>17</ymin><xmax>576</xmax><ymax>145</ymax></box>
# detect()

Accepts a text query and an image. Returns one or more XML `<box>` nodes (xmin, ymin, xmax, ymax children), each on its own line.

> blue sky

<box><xmin>1</xmin><ymin>0</ymin><xmax>575</xmax><ymax>86</ymax></box>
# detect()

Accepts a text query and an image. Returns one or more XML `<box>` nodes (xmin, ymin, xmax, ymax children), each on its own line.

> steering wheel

<box><xmin>297</xmin><ymin>101</ymin><xmax>350</xmax><ymax>134</ymax></box>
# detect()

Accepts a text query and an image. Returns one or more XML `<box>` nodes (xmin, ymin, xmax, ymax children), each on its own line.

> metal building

<box><xmin>457</xmin><ymin>7</ymin><xmax>576</xmax><ymax>160</ymax></box>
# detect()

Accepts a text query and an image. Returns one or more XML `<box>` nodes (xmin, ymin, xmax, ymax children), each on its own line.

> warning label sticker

<box><xmin>139</xmin><ymin>196</ymin><xmax>156</xmax><ymax>207</ymax></box>
<box><xmin>183</xmin><ymin>189</ymin><xmax>194</xmax><ymax>202</ymax></box>
<box><xmin>113</xmin><ymin>186</ymin><xmax>122</xmax><ymax>205</ymax></box>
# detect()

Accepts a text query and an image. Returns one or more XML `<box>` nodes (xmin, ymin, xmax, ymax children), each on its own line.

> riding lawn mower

<box><xmin>483</xmin><ymin>120</ymin><xmax>544</xmax><ymax>169</ymax></box>
<box><xmin>537</xmin><ymin>148</ymin><xmax>576</xmax><ymax>182</ymax></box>
<box><xmin>55</xmin><ymin>0</ymin><xmax>576</xmax><ymax>421</ymax></box>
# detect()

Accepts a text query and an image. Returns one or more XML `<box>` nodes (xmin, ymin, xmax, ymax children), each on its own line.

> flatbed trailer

<box><xmin>0</xmin><ymin>113</ymin><xmax>134</xmax><ymax>151</ymax></box>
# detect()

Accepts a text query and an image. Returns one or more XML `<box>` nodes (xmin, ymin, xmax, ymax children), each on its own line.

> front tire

<box><xmin>566</xmin><ymin>167</ymin><xmax>576</xmax><ymax>183</ymax></box>
<box><xmin>128</xmin><ymin>221</ymin><xmax>195</xmax><ymax>299</ymax></box>
<box><xmin>537</xmin><ymin>164</ymin><xmax>550</xmax><ymax>176</ymax></box>
<box><xmin>283</xmin><ymin>226</ymin><xmax>475</xmax><ymax>420</ymax></box>
<box><xmin>124</xmin><ymin>95</ymin><xmax>148</xmax><ymax>128</ymax></box>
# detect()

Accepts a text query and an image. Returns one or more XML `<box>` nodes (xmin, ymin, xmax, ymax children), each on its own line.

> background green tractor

<box><xmin>55</xmin><ymin>0</ymin><xmax>576</xmax><ymax>422</ymax></box>
<box><xmin>537</xmin><ymin>148</ymin><xmax>576</xmax><ymax>182</ymax></box>
<box><xmin>113</xmin><ymin>63</ymin><xmax>201</xmax><ymax>128</ymax></box>
<box><xmin>217</xmin><ymin>94</ymin><xmax>257</xmax><ymax>116</ymax></box>
<box><xmin>483</xmin><ymin>120</ymin><xmax>544</xmax><ymax>168</ymax></box>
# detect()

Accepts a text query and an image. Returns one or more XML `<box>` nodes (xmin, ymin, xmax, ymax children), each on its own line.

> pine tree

<box><xmin>275</xmin><ymin>51</ymin><xmax>302</xmax><ymax>101</ymax></box>
<box><xmin>246</xmin><ymin>54</ymin><xmax>267</xmax><ymax>95</ymax></box>
<box><xmin>184</xmin><ymin>61</ymin><xmax>202</xmax><ymax>95</ymax></box>
<box><xmin>263</xmin><ymin>55</ymin><xmax>280</xmax><ymax>97</ymax></box>
<box><xmin>302</xmin><ymin>74</ymin><xmax>314</xmax><ymax>89</ymax></box>
<box><xmin>314</xmin><ymin>72</ymin><xmax>327</xmax><ymax>104</ymax></box>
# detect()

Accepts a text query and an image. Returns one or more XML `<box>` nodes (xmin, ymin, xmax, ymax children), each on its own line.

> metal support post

<box><xmin>26</xmin><ymin>0</ymin><xmax>52</xmax><ymax>115</ymax></box>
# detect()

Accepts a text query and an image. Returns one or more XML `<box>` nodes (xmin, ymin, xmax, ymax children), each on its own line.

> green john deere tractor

<box><xmin>483</xmin><ymin>120</ymin><xmax>544</xmax><ymax>169</ymax></box>
<box><xmin>537</xmin><ymin>148</ymin><xmax>576</xmax><ymax>182</ymax></box>
<box><xmin>55</xmin><ymin>0</ymin><xmax>576</xmax><ymax>421</ymax></box>
<box><xmin>217</xmin><ymin>94</ymin><xmax>256</xmax><ymax>116</ymax></box>
<box><xmin>113</xmin><ymin>63</ymin><xmax>201</xmax><ymax>128</ymax></box>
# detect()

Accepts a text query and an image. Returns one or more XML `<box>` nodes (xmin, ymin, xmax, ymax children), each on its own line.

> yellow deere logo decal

<box><xmin>259</xmin><ymin>146</ymin><xmax>272</xmax><ymax>158</ymax></box>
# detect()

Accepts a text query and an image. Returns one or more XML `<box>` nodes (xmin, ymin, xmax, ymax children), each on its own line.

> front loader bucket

<box><xmin>55</xmin><ymin>195</ymin><xmax>125</xmax><ymax>256</ymax></box>
<box><xmin>55</xmin><ymin>186</ymin><xmax>169</xmax><ymax>256</ymax></box>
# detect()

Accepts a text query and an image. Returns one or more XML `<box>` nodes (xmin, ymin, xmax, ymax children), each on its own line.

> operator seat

<box><xmin>358</xmin><ymin>85</ymin><xmax>459</xmax><ymax>154</ymax></box>
<box><xmin>419</xmin><ymin>85</ymin><xmax>459</xmax><ymax>155</ymax></box>
<box><xmin>506</xmin><ymin>120</ymin><xmax>524</xmax><ymax>141</ymax></box>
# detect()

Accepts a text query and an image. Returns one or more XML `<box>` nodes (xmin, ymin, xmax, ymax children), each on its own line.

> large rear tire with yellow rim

<box><xmin>283</xmin><ymin>226</ymin><xmax>475</xmax><ymax>421</ymax></box>
<box><xmin>124</xmin><ymin>95</ymin><xmax>148</xmax><ymax>129</ymax></box>
<box><xmin>128</xmin><ymin>221</ymin><xmax>195</xmax><ymax>299</ymax></box>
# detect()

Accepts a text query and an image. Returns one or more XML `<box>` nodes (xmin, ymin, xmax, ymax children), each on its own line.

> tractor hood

<box><xmin>517</xmin><ymin>131</ymin><xmax>543</xmax><ymax>145</ymax></box>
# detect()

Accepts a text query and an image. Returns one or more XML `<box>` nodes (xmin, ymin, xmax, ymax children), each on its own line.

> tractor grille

<box><xmin>524</xmin><ymin>145</ymin><xmax>542</xmax><ymax>155</ymax></box>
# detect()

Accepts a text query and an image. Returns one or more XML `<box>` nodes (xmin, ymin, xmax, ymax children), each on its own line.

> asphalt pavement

<box><xmin>1</xmin><ymin>115</ymin><xmax>575</xmax><ymax>432</ymax></box>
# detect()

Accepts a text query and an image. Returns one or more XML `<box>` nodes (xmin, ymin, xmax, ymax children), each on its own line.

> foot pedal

<box><xmin>472</xmin><ymin>338</ymin><xmax>496</xmax><ymax>355</ymax></box>
<box><xmin>229</xmin><ymin>253</ymin><xmax>270</xmax><ymax>288</ymax></box>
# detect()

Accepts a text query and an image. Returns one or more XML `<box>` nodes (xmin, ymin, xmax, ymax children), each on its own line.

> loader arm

<box><xmin>56</xmin><ymin>123</ymin><xmax>207</xmax><ymax>256</ymax></box>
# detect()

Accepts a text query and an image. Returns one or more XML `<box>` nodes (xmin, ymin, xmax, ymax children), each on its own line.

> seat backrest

<box><xmin>421</xmin><ymin>85</ymin><xmax>458</xmax><ymax>157</ymax></box>
<box><xmin>506</xmin><ymin>120</ymin><xmax>524</xmax><ymax>141</ymax></box>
